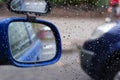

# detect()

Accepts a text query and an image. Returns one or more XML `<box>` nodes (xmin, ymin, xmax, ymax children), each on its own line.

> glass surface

<box><xmin>9</xmin><ymin>22</ymin><xmax>56</xmax><ymax>63</ymax></box>
<box><xmin>1</xmin><ymin>0</ymin><xmax>117</xmax><ymax>80</ymax></box>
<box><xmin>10</xmin><ymin>0</ymin><xmax>48</xmax><ymax>13</ymax></box>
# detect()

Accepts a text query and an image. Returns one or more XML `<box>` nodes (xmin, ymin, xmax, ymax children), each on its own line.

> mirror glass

<box><xmin>8</xmin><ymin>21</ymin><xmax>56</xmax><ymax>63</ymax></box>
<box><xmin>10</xmin><ymin>0</ymin><xmax>49</xmax><ymax>13</ymax></box>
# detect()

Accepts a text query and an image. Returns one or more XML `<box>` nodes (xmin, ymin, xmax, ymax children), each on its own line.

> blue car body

<box><xmin>18</xmin><ymin>40</ymin><xmax>42</xmax><ymax>62</ymax></box>
<box><xmin>81</xmin><ymin>20</ymin><xmax>120</xmax><ymax>79</ymax></box>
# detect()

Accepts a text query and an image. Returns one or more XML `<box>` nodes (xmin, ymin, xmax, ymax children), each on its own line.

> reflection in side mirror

<box><xmin>8</xmin><ymin>22</ymin><xmax>56</xmax><ymax>63</ymax></box>
<box><xmin>9</xmin><ymin>0</ymin><xmax>50</xmax><ymax>14</ymax></box>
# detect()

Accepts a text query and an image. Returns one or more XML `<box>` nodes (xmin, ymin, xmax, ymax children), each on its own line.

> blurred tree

<box><xmin>50</xmin><ymin>0</ymin><xmax>81</xmax><ymax>5</ymax></box>
<box><xmin>50</xmin><ymin>0</ymin><xmax>109</xmax><ymax>7</ymax></box>
<box><xmin>0</xmin><ymin>0</ymin><xmax>7</xmax><ymax>3</ymax></box>
<box><xmin>0</xmin><ymin>0</ymin><xmax>7</xmax><ymax>8</ymax></box>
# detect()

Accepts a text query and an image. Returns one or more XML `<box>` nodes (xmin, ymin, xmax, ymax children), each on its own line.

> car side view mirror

<box><xmin>0</xmin><ymin>18</ymin><xmax>61</xmax><ymax>67</ymax></box>
<box><xmin>8</xmin><ymin>0</ymin><xmax>51</xmax><ymax>15</ymax></box>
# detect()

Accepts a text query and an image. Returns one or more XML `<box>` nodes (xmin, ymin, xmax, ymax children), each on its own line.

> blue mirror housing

<box><xmin>0</xmin><ymin>17</ymin><xmax>62</xmax><ymax>67</ymax></box>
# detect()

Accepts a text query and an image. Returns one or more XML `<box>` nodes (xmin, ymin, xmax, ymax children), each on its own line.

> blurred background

<box><xmin>0</xmin><ymin>0</ymin><xmax>110</xmax><ymax>17</ymax></box>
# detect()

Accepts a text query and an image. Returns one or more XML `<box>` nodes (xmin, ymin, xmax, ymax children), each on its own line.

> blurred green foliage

<box><xmin>94</xmin><ymin>0</ymin><xmax>109</xmax><ymax>7</ymax></box>
<box><xmin>0</xmin><ymin>0</ymin><xmax>6</xmax><ymax>2</ymax></box>
<box><xmin>0</xmin><ymin>0</ymin><xmax>110</xmax><ymax>8</ymax></box>
<box><xmin>0</xmin><ymin>0</ymin><xmax>110</xmax><ymax>7</ymax></box>
<box><xmin>50</xmin><ymin>0</ymin><xmax>109</xmax><ymax>7</ymax></box>
<box><xmin>50</xmin><ymin>0</ymin><xmax>81</xmax><ymax>5</ymax></box>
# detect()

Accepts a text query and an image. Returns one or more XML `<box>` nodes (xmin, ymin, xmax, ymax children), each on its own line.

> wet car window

<box><xmin>1</xmin><ymin>0</ymin><xmax>120</xmax><ymax>80</ymax></box>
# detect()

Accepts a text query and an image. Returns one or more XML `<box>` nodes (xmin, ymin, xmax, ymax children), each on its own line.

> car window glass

<box><xmin>0</xmin><ymin>0</ymin><xmax>117</xmax><ymax>80</ymax></box>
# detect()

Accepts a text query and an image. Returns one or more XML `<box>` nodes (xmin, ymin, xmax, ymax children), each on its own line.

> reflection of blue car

<box><xmin>18</xmin><ymin>39</ymin><xmax>42</xmax><ymax>62</ymax></box>
<box><xmin>81</xmin><ymin>21</ymin><xmax>120</xmax><ymax>80</ymax></box>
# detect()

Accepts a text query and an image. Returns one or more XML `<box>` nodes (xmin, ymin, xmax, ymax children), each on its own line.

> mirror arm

<box><xmin>26</xmin><ymin>13</ymin><xmax>36</xmax><ymax>22</ymax></box>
